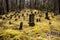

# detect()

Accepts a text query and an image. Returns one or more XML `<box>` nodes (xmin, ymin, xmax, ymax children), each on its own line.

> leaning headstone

<box><xmin>19</xmin><ymin>22</ymin><xmax>23</xmax><ymax>30</ymax></box>
<box><xmin>29</xmin><ymin>12</ymin><xmax>35</xmax><ymax>26</ymax></box>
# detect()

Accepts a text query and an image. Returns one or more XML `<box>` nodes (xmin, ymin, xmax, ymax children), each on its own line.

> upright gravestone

<box><xmin>45</xmin><ymin>11</ymin><xmax>50</xmax><ymax>20</ymax></box>
<box><xmin>19</xmin><ymin>22</ymin><xmax>23</xmax><ymax>30</ymax></box>
<box><xmin>36</xmin><ymin>19</ymin><xmax>39</xmax><ymax>22</ymax></box>
<box><xmin>22</xmin><ymin>14</ymin><xmax>24</xmax><ymax>17</ymax></box>
<box><xmin>15</xmin><ymin>18</ymin><xmax>18</xmax><ymax>21</ymax></box>
<box><xmin>29</xmin><ymin>12</ymin><xmax>35</xmax><ymax>26</ymax></box>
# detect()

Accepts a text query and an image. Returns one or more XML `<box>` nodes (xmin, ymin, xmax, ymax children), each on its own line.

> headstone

<box><xmin>15</xmin><ymin>19</ymin><xmax>18</xmax><ymax>21</ymax></box>
<box><xmin>29</xmin><ymin>12</ymin><xmax>35</xmax><ymax>26</ymax></box>
<box><xmin>2</xmin><ymin>17</ymin><xmax>6</xmax><ymax>20</ymax></box>
<box><xmin>10</xmin><ymin>16</ymin><xmax>12</xmax><ymax>19</ymax></box>
<box><xmin>22</xmin><ymin>14</ymin><xmax>24</xmax><ymax>17</ymax></box>
<box><xmin>45</xmin><ymin>11</ymin><xmax>50</xmax><ymax>20</ymax></box>
<box><xmin>35</xmin><ymin>12</ymin><xmax>36</xmax><ymax>15</ymax></box>
<box><xmin>49</xmin><ymin>21</ymin><xmax>51</xmax><ymax>24</ymax></box>
<box><xmin>19</xmin><ymin>22</ymin><xmax>23</xmax><ymax>30</ymax></box>
<box><xmin>9</xmin><ymin>22</ymin><xmax>12</xmax><ymax>24</ymax></box>
<box><xmin>36</xmin><ymin>19</ymin><xmax>39</xmax><ymax>22</ymax></box>
<box><xmin>18</xmin><ymin>16</ymin><xmax>20</xmax><ymax>18</ymax></box>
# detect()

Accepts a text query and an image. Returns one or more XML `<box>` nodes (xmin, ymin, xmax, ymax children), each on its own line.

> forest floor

<box><xmin>0</xmin><ymin>9</ymin><xmax>60</xmax><ymax>40</ymax></box>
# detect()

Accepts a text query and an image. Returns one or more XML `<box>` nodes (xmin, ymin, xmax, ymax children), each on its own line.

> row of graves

<box><xmin>0</xmin><ymin>9</ymin><xmax>55</xmax><ymax>30</ymax></box>
<box><xmin>0</xmin><ymin>9</ymin><xmax>53</xmax><ymax>29</ymax></box>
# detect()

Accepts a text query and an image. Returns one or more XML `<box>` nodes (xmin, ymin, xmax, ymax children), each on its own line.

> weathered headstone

<box><xmin>19</xmin><ymin>22</ymin><xmax>23</xmax><ymax>30</ymax></box>
<box><xmin>29</xmin><ymin>12</ymin><xmax>35</xmax><ymax>26</ymax></box>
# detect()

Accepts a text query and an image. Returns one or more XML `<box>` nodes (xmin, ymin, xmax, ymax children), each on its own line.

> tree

<box><xmin>5</xmin><ymin>0</ymin><xmax>9</xmax><ymax>12</ymax></box>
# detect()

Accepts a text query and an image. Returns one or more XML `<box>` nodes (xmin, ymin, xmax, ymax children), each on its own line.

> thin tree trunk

<box><xmin>5</xmin><ymin>0</ymin><xmax>9</xmax><ymax>12</ymax></box>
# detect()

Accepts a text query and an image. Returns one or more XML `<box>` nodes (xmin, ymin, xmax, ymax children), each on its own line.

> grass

<box><xmin>0</xmin><ymin>9</ymin><xmax>60</xmax><ymax>40</ymax></box>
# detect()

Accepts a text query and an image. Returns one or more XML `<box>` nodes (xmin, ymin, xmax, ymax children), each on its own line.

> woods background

<box><xmin>0</xmin><ymin>0</ymin><xmax>60</xmax><ymax>15</ymax></box>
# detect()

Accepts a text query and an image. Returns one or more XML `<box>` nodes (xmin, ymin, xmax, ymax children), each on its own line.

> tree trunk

<box><xmin>5</xmin><ymin>0</ymin><xmax>9</xmax><ymax>12</ymax></box>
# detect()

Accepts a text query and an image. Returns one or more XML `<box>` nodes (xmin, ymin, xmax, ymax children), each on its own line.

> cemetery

<box><xmin>0</xmin><ymin>0</ymin><xmax>60</xmax><ymax>40</ymax></box>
